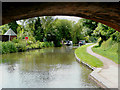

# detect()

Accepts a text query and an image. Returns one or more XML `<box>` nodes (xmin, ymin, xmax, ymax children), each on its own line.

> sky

<box><xmin>53</xmin><ymin>16</ymin><xmax>82</xmax><ymax>23</ymax></box>
<box><xmin>17</xmin><ymin>16</ymin><xmax>82</xmax><ymax>25</ymax></box>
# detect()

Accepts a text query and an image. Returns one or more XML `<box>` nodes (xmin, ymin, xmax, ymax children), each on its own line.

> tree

<box><xmin>16</xmin><ymin>19</ymin><xmax>28</xmax><ymax>39</ymax></box>
<box><xmin>71</xmin><ymin>22</ymin><xmax>84</xmax><ymax>44</ymax></box>
<box><xmin>93</xmin><ymin>23</ymin><xmax>116</xmax><ymax>46</ymax></box>
<box><xmin>0</xmin><ymin>24</ymin><xmax>10</xmax><ymax>35</ymax></box>
<box><xmin>41</xmin><ymin>16</ymin><xmax>55</xmax><ymax>38</ymax></box>
<box><xmin>110</xmin><ymin>31</ymin><xmax>120</xmax><ymax>42</ymax></box>
<box><xmin>34</xmin><ymin>17</ymin><xmax>44</xmax><ymax>41</ymax></box>
<box><xmin>93</xmin><ymin>23</ymin><xmax>116</xmax><ymax>41</ymax></box>
<box><xmin>79</xmin><ymin>19</ymin><xmax>98</xmax><ymax>36</ymax></box>
<box><xmin>54</xmin><ymin>19</ymin><xmax>73</xmax><ymax>41</ymax></box>
<box><xmin>8</xmin><ymin>21</ymin><xmax>19</xmax><ymax>34</ymax></box>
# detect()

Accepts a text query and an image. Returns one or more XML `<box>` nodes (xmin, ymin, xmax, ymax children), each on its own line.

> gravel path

<box><xmin>87</xmin><ymin>44</ymin><xmax>119</xmax><ymax>88</ymax></box>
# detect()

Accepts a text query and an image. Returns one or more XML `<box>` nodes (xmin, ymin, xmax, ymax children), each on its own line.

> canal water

<box><xmin>0</xmin><ymin>46</ymin><xmax>98</xmax><ymax>88</ymax></box>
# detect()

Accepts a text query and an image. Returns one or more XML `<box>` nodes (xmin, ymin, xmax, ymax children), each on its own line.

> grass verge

<box><xmin>92</xmin><ymin>38</ymin><xmax>119</xmax><ymax>64</ymax></box>
<box><xmin>75</xmin><ymin>44</ymin><xmax>103</xmax><ymax>68</ymax></box>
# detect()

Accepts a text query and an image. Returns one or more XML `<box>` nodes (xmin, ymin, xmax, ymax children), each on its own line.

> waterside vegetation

<box><xmin>75</xmin><ymin>44</ymin><xmax>103</xmax><ymax>68</ymax></box>
<box><xmin>92</xmin><ymin>38</ymin><xmax>120</xmax><ymax>64</ymax></box>
<box><xmin>0</xmin><ymin>16</ymin><xmax>120</xmax><ymax>60</ymax></box>
<box><xmin>0</xmin><ymin>39</ymin><xmax>54</xmax><ymax>54</ymax></box>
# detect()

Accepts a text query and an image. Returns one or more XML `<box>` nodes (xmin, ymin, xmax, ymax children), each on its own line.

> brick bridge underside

<box><xmin>2</xmin><ymin>2</ymin><xmax>120</xmax><ymax>32</ymax></box>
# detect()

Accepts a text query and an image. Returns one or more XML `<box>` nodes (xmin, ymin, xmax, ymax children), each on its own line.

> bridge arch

<box><xmin>2</xmin><ymin>2</ymin><xmax>120</xmax><ymax>31</ymax></box>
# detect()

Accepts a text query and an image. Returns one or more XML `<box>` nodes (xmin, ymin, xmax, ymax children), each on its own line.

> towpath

<box><xmin>87</xmin><ymin>44</ymin><xmax>119</xmax><ymax>88</ymax></box>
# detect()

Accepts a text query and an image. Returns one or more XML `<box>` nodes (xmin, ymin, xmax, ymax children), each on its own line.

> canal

<box><xmin>0</xmin><ymin>46</ymin><xmax>98</xmax><ymax>88</ymax></box>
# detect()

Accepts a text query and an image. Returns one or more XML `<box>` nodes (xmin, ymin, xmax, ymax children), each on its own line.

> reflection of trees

<box><xmin>2</xmin><ymin>53</ymin><xmax>22</xmax><ymax>65</ymax></box>
<box><xmin>2</xmin><ymin>47</ymin><xmax>75</xmax><ymax>72</ymax></box>
<box><xmin>20</xmin><ymin>47</ymin><xmax>75</xmax><ymax>72</ymax></box>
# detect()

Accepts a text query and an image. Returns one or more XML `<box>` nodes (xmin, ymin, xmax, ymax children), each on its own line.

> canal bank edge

<box><xmin>74</xmin><ymin>53</ymin><xmax>96</xmax><ymax>70</ymax></box>
<box><xmin>74</xmin><ymin>53</ymin><xmax>108</xmax><ymax>88</ymax></box>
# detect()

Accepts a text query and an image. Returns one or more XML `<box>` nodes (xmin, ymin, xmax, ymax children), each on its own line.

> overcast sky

<box><xmin>54</xmin><ymin>16</ymin><xmax>82</xmax><ymax>23</ymax></box>
<box><xmin>17</xmin><ymin>16</ymin><xmax>82</xmax><ymax>25</ymax></box>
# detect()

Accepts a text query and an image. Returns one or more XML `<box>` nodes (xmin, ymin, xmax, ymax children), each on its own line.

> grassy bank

<box><xmin>0</xmin><ymin>40</ymin><xmax>54</xmax><ymax>54</ymax></box>
<box><xmin>75</xmin><ymin>44</ymin><xmax>103</xmax><ymax>68</ymax></box>
<box><xmin>92</xmin><ymin>38</ymin><xmax>119</xmax><ymax>64</ymax></box>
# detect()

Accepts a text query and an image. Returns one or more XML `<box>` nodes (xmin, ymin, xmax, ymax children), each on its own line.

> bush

<box><xmin>2</xmin><ymin>41</ymin><xmax>17</xmax><ymax>54</ymax></box>
<box><xmin>29</xmin><ymin>36</ymin><xmax>36</xmax><ymax>43</ymax></box>
<box><xmin>1</xmin><ymin>40</ymin><xmax>54</xmax><ymax>54</ymax></box>
<box><xmin>8</xmin><ymin>42</ymin><xmax>17</xmax><ymax>53</ymax></box>
<box><xmin>53</xmin><ymin>41</ymin><xmax>62</xmax><ymax>47</ymax></box>
<box><xmin>44</xmin><ymin>42</ymin><xmax>50</xmax><ymax>47</ymax></box>
<box><xmin>89</xmin><ymin>36</ymin><xmax>98</xmax><ymax>43</ymax></box>
<box><xmin>12</xmin><ymin>38</ymin><xmax>19</xmax><ymax>43</ymax></box>
<box><xmin>2</xmin><ymin>42</ymin><xmax>9</xmax><ymax>54</ymax></box>
<box><xmin>40</xmin><ymin>42</ymin><xmax>46</xmax><ymax>47</ymax></box>
<box><xmin>97</xmin><ymin>37</ymin><xmax>103</xmax><ymax>47</ymax></box>
<box><xmin>30</xmin><ymin>43</ymin><xmax>39</xmax><ymax>49</ymax></box>
<box><xmin>85</xmin><ymin>36</ymin><xmax>89</xmax><ymax>43</ymax></box>
<box><xmin>49</xmin><ymin>42</ymin><xmax>54</xmax><ymax>47</ymax></box>
<box><xmin>26</xmin><ymin>40</ymin><xmax>32</xmax><ymax>45</ymax></box>
<box><xmin>15</xmin><ymin>43</ymin><xmax>27</xmax><ymax>52</ymax></box>
<box><xmin>36</xmin><ymin>41</ymin><xmax>41</xmax><ymax>49</ymax></box>
<box><xmin>111</xmin><ymin>31</ymin><xmax>120</xmax><ymax>42</ymax></box>
<box><xmin>37</xmin><ymin>41</ymin><xmax>54</xmax><ymax>48</ymax></box>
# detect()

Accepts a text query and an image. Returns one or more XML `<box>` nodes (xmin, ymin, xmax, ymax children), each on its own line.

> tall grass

<box><xmin>92</xmin><ymin>38</ymin><xmax>119</xmax><ymax>64</ymax></box>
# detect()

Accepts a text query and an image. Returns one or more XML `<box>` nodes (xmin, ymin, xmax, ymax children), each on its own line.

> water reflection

<box><xmin>1</xmin><ymin>46</ymin><xmax>98</xmax><ymax>88</ymax></box>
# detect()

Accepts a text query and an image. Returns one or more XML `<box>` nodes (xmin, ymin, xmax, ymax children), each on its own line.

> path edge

<box><xmin>74</xmin><ymin>49</ymin><xmax>109</xmax><ymax>88</ymax></box>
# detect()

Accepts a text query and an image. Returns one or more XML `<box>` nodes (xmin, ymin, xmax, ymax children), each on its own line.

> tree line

<box><xmin>0</xmin><ymin>16</ymin><xmax>120</xmax><ymax>47</ymax></box>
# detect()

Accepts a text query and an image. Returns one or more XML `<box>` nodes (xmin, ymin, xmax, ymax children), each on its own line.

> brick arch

<box><xmin>2</xmin><ymin>2</ymin><xmax>120</xmax><ymax>31</ymax></box>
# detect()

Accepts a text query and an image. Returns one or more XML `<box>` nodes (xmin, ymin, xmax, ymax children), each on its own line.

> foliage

<box><xmin>71</xmin><ymin>22</ymin><xmax>84</xmax><ymax>44</ymax></box>
<box><xmin>2</xmin><ymin>41</ymin><xmax>17</xmax><ymax>54</ymax></box>
<box><xmin>54</xmin><ymin>19</ymin><xmax>73</xmax><ymax>40</ymax></box>
<box><xmin>0</xmin><ymin>24</ymin><xmax>9</xmax><ymax>35</ymax></box>
<box><xmin>34</xmin><ymin>17</ymin><xmax>44</xmax><ymax>41</ymax></box>
<box><xmin>15</xmin><ymin>43</ymin><xmax>27</xmax><ymax>52</ymax></box>
<box><xmin>111</xmin><ymin>31</ymin><xmax>120</xmax><ymax>42</ymax></box>
<box><xmin>75</xmin><ymin>44</ymin><xmax>103</xmax><ymax>67</ymax></box>
<box><xmin>88</xmin><ymin>36</ymin><xmax>98</xmax><ymax>43</ymax></box>
<box><xmin>53</xmin><ymin>40</ymin><xmax>62</xmax><ymax>47</ymax></box>
<box><xmin>1</xmin><ymin>40</ymin><xmax>54</xmax><ymax>54</ymax></box>
<box><xmin>12</xmin><ymin>38</ymin><xmax>19</xmax><ymax>43</ymax></box>
<box><xmin>30</xmin><ymin>43</ymin><xmax>39</xmax><ymax>49</ymax></box>
<box><xmin>93</xmin><ymin>23</ymin><xmax>116</xmax><ymax>41</ymax></box>
<box><xmin>52</xmin><ymin>19</ymin><xmax>74</xmax><ymax>46</ymax></box>
<box><xmin>8</xmin><ymin>21</ymin><xmax>19</xmax><ymax>34</ymax></box>
<box><xmin>28</xmin><ymin>41</ymin><xmax>54</xmax><ymax>49</ymax></box>
<box><xmin>97</xmin><ymin>37</ymin><xmax>103</xmax><ymax>47</ymax></box>
<box><xmin>26</xmin><ymin>40</ymin><xmax>33</xmax><ymax>45</ymax></box>
<box><xmin>79</xmin><ymin>19</ymin><xmax>98</xmax><ymax>36</ymax></box>
<box><xmin>41</xmin><ymin>16</ymin><xmax>56</xmax><ymax>37</ymax></box>
<box><xmin>28</xmin><ymin>36</ymin><xmax>36</xmax><ymax>43</ymax></box>
<box><xmin>1</xmin><ymin>16</ymin><xmax>119</xmax><ymax>48</ymax></box>
<box><xmin>49</xmin><ymin>41</ymin><xmax>54</xmax><ymax>47</ymax></box>
<box><xmin>92</xmin><ymin>38</ymin><xmax>119</xmax><ymax>64</ymax></box>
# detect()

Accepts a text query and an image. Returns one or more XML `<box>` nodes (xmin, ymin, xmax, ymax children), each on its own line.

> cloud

<box><xmin>54</xmin><ymin>16</ymin><xmax>82</xmax><ymax>23</ymax></box>
<box><xmin>16</xmin><ymin>16</ymin><xmax>82</xmax><ymax>25</ymax></box>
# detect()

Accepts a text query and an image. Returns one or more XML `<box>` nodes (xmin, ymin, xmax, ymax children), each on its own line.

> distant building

<box><xmin>4</xmin><ymin>29</ymin><xmax>17</xmax><ymax>41</ymax></box>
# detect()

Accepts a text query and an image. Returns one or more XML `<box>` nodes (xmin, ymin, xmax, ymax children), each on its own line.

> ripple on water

<box><xmin>1</xmin><ymin>47</ymin><xmax>99</xmax><ymax>88</ymax></box>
